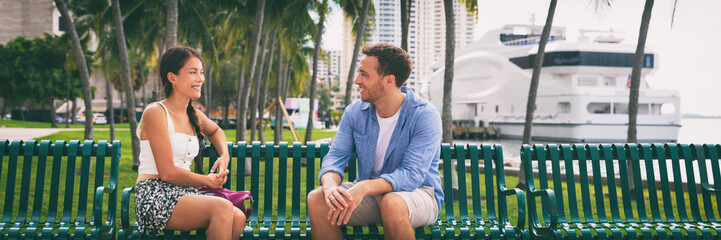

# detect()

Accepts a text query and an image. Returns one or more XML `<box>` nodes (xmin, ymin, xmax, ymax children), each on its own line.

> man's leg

<box><xmin>379</xmin><ymin>186</ymin><xmax>438</xmax><ymax>240</ymax></box>
<box><xmin>379</xmin><ymin>193</ymin><xmax>414</xmax><ymax>240</ymax></box>
<box><xmin>307</xmin><ymin>187</ymin><xmax>343</xmax><ymax>239</ymax></box>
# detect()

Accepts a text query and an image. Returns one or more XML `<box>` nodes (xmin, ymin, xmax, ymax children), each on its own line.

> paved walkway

<box><xmin>0</xmin><ymin>127</ymin><xmax>68</xmax><ymax>140</ymax></box>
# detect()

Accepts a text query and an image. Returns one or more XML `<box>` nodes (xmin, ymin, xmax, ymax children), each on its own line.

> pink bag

<box><xmin>195</xmin><ymin>187</ymin><xmax>254</xmax><ymax>216</ymax></box>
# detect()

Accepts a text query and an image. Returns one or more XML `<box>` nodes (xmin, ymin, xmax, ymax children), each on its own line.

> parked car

<box><xmin>75</xmin><ymin>113</ymin><xmax>108</xmax><ymax>124</ymax></box>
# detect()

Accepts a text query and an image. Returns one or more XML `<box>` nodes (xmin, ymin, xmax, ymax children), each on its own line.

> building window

<box><xmin>58</xmin><ymin>16</ymin><xmax>67</xmax><ymax>32</ymax></box>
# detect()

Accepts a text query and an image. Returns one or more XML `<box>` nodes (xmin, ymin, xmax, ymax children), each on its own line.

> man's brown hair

<box><xmin>361</xmin><ymin>43</ymin><xmax>413</xmax><ymax>87</ymax></box>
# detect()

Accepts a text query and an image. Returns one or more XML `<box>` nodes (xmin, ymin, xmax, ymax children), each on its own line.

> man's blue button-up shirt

<box><xmin>318</xmin><ymin>87</ymin><xmax>444</xmax><ymax>210</ymax></box>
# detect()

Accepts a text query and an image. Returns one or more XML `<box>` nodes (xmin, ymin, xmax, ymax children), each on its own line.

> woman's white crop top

<box><xmin>137</xmin><ymin>102</ymin><xmax>199</xmax><ymax>175</ymax></box>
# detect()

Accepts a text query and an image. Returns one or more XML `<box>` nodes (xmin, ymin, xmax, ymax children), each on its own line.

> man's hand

<box><xmin>323</xmin><ymin>185</ymin><xmax>353</xmax><ymax>212</ymax></box>
<box><xmin>328</xmin><ymin>185</ymin><xmax>366</xmax><ymax>225</ymax></box>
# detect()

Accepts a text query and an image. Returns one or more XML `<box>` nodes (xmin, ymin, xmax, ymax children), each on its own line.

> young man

<box><xmin>307</xmin><ymin>43</ymin><xmax>443</xmax><ymax>239</ymax></box>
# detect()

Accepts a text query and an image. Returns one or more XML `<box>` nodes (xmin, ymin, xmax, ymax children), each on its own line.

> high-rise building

<box><xmin>0</xmin><ymin>0</ymin><xmax>63</xmax><ymax>44</ymax></box>
<box><xmin>339</xmin><ymin>0</ymin><xmax>474</xmax><ymax>106</ymax></box>
<box><xmin>433</xmin><ymin>0</ymin><xmax>475</xmax><ymax>62</ymax></box>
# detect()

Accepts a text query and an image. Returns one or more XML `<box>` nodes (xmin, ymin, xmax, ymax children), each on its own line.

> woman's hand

<box><xmin>207</xmin><ymin>169</ymin><xmax>229</xmax><ymax>189</ymax></box>
<box><xmin>210</xmin><ymin>154</ymin><xmax>230</xmax><ymax>183</ymax></box>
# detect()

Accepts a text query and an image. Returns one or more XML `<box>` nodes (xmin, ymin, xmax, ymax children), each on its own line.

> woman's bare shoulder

<box><xmin>141</xmin><ymin>102</ymin><xmax>167</xmax><ymax>124</ymax></box>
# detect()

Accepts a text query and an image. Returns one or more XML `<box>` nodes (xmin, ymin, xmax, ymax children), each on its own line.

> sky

<box><xmin>323</xmin><ymin>0</ymin><xmax>721</xmax><ymax>116</ymax></box>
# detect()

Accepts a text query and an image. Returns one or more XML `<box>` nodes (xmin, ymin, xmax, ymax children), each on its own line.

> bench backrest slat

<box><xmin>236</xmin><ymin>142</ymin><xmax>247</xmax><ymax>192</ymax></box>
<box><xmin>707</xmin><ymin>144</ymin><xmax>721</xmax><ymax>220</ymax></box>
<box><xmin>600</xmin><ymin>145</ymin><xmax>622</xmax><ymax>222</ymax></box>
<box><xmin>482</xmin><ymin>144</ymin><xmax>497</xmax><ymax>222</ymax></box>
<box><xmin>30</xmin><ymin>140</ymin><xmax>51</xmax><ymax>223</ymax></box>
<box><xmin>559</xmin><ymin>145</ymin><xmax>580</xmax><ymax>223</ymax></box>
<box><xmin>455</xmin><ymin>144</ymin><xmax>469</xmax><ymax>222</ymax></box>
<box><xmin>47</xmin><ymin>140</ymin><xmax>66</xmax><ymax>224</ymax></box>
<box><xmin>468</xmin><ymin>144</ymin><xmax>483</xmax><ymax>221</ymax></box>
<box><xmin>249</xmin><ymin>142</ymin><xmax>261</xmax><ymax>224</ymax></box>
<box><xmin>61</xmin><ymin>140</ymin><xmax>80</xmax><ymax>223</ymax></box>
<box><xmin>533</xmin><ymin>145</ymin><xmax>551</xmax><ymax>223</ymax></box>
<box><xmin>574</xmin><ymin>145</ymin><xmax>594</xmax><ymax>222</ymax></box>
<box><xmin>588</xmin><ymin>145</ymin><xmax>607</xmax><ymax>222</ymax></box>
<box><xmin>693</xmin><ymin>144</ymin><xmax>716</xmax><ymax>222</ymax></box>
<box><xmin>441</xmin><ymin>144</ymin><xmax>454</xmax><ymax>222</ymax></box>
<box><xmin>640</xmin><ymin>144</ymin><xmax>661</xmax><ymax>221</ymax></box>
<box><xmin>263</xmin><ymin>142</ymin><xmax>275</xmax><ymax>222</ymax></box>
<box><xmin>17</xmin><ymin>140</ymin><xmax>36</xmax><ymax>223</ymax></box>
<box><xmin>680</xmin><ymin>144</ymin><xmax>703</xmax><ymax>221</ymax></box>
<box><xmin>277</xmin><ymin>143</ymin><xmax>288</xmax><ymax>223</ymax></box>
<box><xmin>76</xmin><ymin>140</ymin><xmax>94</xmax><ymax>223</ymax></box>
<box><xmin>2</xmin><ymin>140</ymin><xmax>20</xmax><ymax>223</ymax></box>
<box><xmin>291</xmin><ymin>143</ymin><xmax>302</xmax><ymax>222</ymax></box>
<box><xmin>652</xmin><ymin>144</ymin><xmax>675</xmax><ymax>221</ymax></box>
<box><xmin>668</xmin><ymin>144</ymin><xmax>690</xmax><ymax>222</ymax></box>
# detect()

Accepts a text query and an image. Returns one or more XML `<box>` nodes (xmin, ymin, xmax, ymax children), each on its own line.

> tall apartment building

<box><xmin>433</xmin><ymin>0</ymin><xmax>475</xmax><ymax>62</ymax></box>
<box><xmin>339</xmin><ymin>0</ymin><xmax>474</xmax><ymax>108</ymax></box>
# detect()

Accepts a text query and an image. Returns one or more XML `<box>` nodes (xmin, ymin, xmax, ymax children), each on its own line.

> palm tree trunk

<box><xmin>119</xmin><ymin>91</ymin><xmax>124</xmax><ymax>124</ymax></box>
<box><xmin>344</xmin><ymin>0</ymin><xmax>371</xmax><ymax>107</ymax></box>
<box><xmin>441</xmin><ymin>0</ymin><xmax>455</xmax><ymax>143</ymax></box>
<box><xmin>71</xmin><ymin>99</ymin><xmax>77</xmax><ymax>124</ymax></box>
<box><xmin>258</xmin><ymin>31</ymin><xmax>277</xmax><ymax>144</ymax></box>
<box><xmin>50</xmin><ymin>100</ymin><xmax>57</xmax><ymax>128</ymax></box>
<box><xmin>400</xmin><ymin>0</ymin><xmax>410</xmax><ymax>52</ymax></box>
<box><xmin>519</xmin><ymin>0</ymin><xmax>558</xmax><ymax>188</ymax></box>
<box><xmin>627</xmin><ymin>0</ymin><xmax>654</xmax><ymax>198</ymax></box>
<box><xmin>274</xmin><ymin>46</ymin><xmax>284</xmax><ymax>145</ymax></box>
<box><xmin>237</xmin><ymin>0</ymin><xmax>266</xmax><ymax>142</ymax></box>
<box><xmin>54</xmin><ymin>0</ymin><xmax>93</xmax><ymax>140</ymax></box>
<box><xmin>106</xmin><ymin>76</ymin><xmax>115</xmax><ymax>142</ymax></box>
<box><xmin>305</xmin><ymin>0</ymin><xmax>328</xmax><ymax>144</ymax></box>
<box><xmin>139</xmin><ymin>58</ymin><xmax>146</xmax><ymax>107</ymax></box>
<box><xmin>628</xmin><ymin>0</ymin><xmax>654</xmax><ymax>144</ymax></box>
<box><xmin>165</xmin><ymin>0</ymin><xmax>177</xmax><ymax>49</ymax></box>
<box><xmin>251</xmin><ymin>28</ymin><xmax>273</xmax><ymax>142</ymax></box>
<box><xmin>112</xmin><ymin>0</ymin><xmax>140</xmax><ymax>170</ymax></box>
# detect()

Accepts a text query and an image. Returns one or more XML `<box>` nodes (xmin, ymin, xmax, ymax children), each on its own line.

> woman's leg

<box><xmin>164</xmin><ymin>194</ymin><xmax>234</xmax><ymax>240</ymax></box>
<box><xmin>231</xmin><ymin>206</ymin><xmax>247</xmax><ymax>239</ymax></box>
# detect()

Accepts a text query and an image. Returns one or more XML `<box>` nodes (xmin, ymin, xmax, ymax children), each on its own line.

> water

<box><xmin>459</xmin><ymin>117</ymin><xmax>721</xmax><ymax>183</ymax></box>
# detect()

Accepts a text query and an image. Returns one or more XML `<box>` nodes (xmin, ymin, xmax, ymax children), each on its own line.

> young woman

<box><xmin>134</xmin><ymin>46</ymin><xmax>245</xmax><ymax>239</ymax></box>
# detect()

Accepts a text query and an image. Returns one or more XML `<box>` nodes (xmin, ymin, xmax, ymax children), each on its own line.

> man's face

<box><xmin>355</xmin><ymin>56</ymin><xmax>388</xmax><ymax>103</ymax></box>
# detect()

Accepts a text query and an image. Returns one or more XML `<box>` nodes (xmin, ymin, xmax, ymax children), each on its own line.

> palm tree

<box><xmin>518</xmin><ymin>0</ymin><xmax>558</xmax><ymax>188</ymax></box>
<box><xmin>400</xmin><ymin>0</ymin><xmax>410</xmax><ymax>51</ymax></box>
<box><xmin>256</xmin><ymin>31</ymin><xmax>278</xmax><ymax>144</ymax></box>
<box><xmin>627</xmin><ymin>0</ymin><xmax>654</xmax><ymax>144</ymax></box>
<box><xmin>111</xmin><ymin>0</ymin><xmax>141</xmax><ymax>171</ymax></box>
<box><xmin>441</xmin><ymin>0</ymin><xmax>455</xmax><ymax>143</ymax></box>
<box><xmin>54</xmin><ymin>0</ymin><xmax>94</xmax><ymax>140</ymax></box>
<box><xmin>304</xmin><ymin>0</ymin><xmax>329</xmax><ymax>144</ymax></box>
<box><xmin>250</xmin><ymin>26</ymin><xmax>274</xmax><ymax>141</ymax></box>
<box><xmin>165</xmin><ymin>0</ymin><xmax>177</xmax><ymax>49</ymax></box>
<box><xmin>237</xmin><ymin>0</ymin><xmax>266</xmax><ymax>142</ymax></box>
<box><xmin>342</xmin><ymin>0</ymin><xmax>373</xmax><ymax>106</ymax></box>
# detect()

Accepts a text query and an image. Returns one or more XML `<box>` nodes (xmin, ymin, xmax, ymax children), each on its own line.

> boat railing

<box><xmin>502</xmin><ymin>35</ymin><xmax>563</xmax><ymax>46</ymax></box>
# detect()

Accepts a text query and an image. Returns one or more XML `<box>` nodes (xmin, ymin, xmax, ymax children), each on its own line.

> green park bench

<box><xmin>522</xmin><ymin>143</ymin><xmax>721</xmax><ymax>239</ymax></box>
<box><xmin>118</xmin><ymin>142</ymin><xmax>525</xmax><ymax>239</ymax></box>
<box><xmin>0</xmin><ymin>139</ymin><xmax>120</xmax><ymax>239</ymax></box>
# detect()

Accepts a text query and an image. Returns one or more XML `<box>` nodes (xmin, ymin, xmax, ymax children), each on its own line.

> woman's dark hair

<box><xmin>361</xmin><ymin>43</ymin><xmax>413</xmax><ymax>87</ymax></box>
<box><xmin>159</xmin><ymin>46</ymin><xmax>206</xmax><ymax>174</ymax></box>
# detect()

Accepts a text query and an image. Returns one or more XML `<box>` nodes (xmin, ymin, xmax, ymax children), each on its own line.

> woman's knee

<box><xmin>233</xmin><ymin>207</ymin><xmax>246</xmax><ymax>226</ymax></box>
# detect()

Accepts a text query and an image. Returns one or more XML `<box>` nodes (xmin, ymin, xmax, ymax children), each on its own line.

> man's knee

<box><xmin>307</xmin><ymin>187</ymin><xmax>326</xmax><ymax>212</ymax></box>
<box><xmin>379</xmin><ymin>193</ymin><xmax>409</xmax><ymax>221</ymax></box>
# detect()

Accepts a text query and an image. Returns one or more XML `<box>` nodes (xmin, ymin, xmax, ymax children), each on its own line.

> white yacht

<box><xmin>425</xmin><ymin>24</ymin><xmax>680</xmax><ymax>143</ymax></box>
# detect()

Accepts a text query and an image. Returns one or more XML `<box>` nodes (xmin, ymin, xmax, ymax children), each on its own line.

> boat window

<box><xmin>495</xmin><ymin>105</ymin><xmax>499</xmax><ymax>113</ymax></box>
<box><xmin>577</xmin><ymin>76</ymin><xmax>598</xmax><ymax>86</ymax></box>
<box><xmin>638</xmin><ymin>103</ymin><xmax>651</xmax><ymax>115</ymax></box>
<box><xmin>661</xmin><ymin>103</ymin><xmax>676</xmax><ymax>115</ymax></box>
<box><xmin>603</xmin><ymin>76</ymin><xmax>616</xmax><ymax>86</ymax></box>
<box><xmin>558</xmin><ymin>102</ymin><xmax>571</xmax><ymax>113</ymax></box>
<box><xmin>588</xmin><ymin>102</ymin><xmax>611</xmax><ymax>114</ymax></box>
<box><xmin>613</xmin><ymin>103</ymin><xmax>628</xmax><ymax>114</ymax></box>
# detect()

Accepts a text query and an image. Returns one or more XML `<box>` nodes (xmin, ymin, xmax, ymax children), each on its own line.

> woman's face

<box><xmin>168</xmin><ymin>57</ymin><xmax>204</xmax><ymax>99</ymax></box>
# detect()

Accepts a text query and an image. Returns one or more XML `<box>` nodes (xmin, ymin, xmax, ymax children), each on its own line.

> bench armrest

<box><xmin>528</xmin><ymin>189</ymin><xmax>558</xmax><ymax>229</ymax></box>
<box><xmin>93</xmin><ymin>185</ymin><xmax>117</xmax><ymax>227</ymax></box>
<box><xmin>121</xmin><ymin>187</ymin><xmax>136</xmax><ymax>228</ymax></box>
<box><xmin>702</xmin><ymin>183</ymin><xmax>721</xmax><ymax>193</ymax></box>
<box><xmin>500</xmin><ymin>188</ymin><xmax>526</xmax><ymax>229</ymax></box>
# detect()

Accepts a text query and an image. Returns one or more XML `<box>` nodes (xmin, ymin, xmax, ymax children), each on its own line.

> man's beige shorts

<box><xmin>338</xmin><ymin>181</ymin><xmax>438</xmax><ymax>228</ymax></box>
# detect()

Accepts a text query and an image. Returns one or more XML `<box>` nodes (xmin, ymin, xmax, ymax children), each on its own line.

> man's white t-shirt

<box><xmin>371</xmin><ymin>105</ymin><xmax>402</xmax><ymax>178</ymax></box>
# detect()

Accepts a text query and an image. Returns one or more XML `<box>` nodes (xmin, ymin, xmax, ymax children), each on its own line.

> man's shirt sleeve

<box><xmin>380</xmin><ymin>108</ymin><xmax>442</xmax><ymax>192</ymax></box>
<box><xmin>318</xmin><ymin>104</ymin><xmax>356</xmax><ymax>181</ymax></box>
